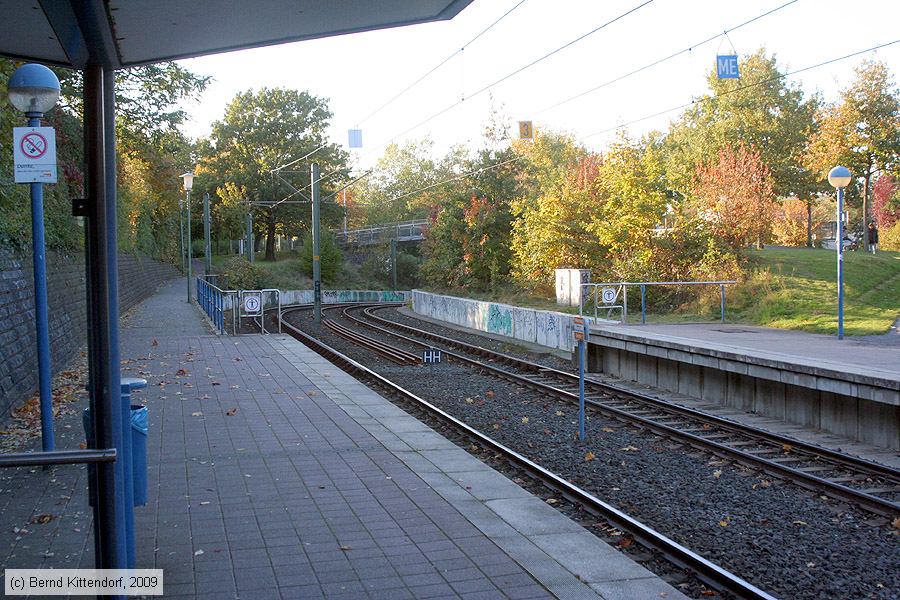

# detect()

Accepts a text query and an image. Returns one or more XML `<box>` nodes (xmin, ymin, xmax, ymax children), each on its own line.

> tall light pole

<box><xmin>180</xmin><ymin>172</ymin><xmax>194</xmax><ymax>302</ymax></box>
<box><xmin>828</xmin><ymin>166</ymin><xmax>852</xmax><ymax>340</ymax></box>
<box><xmin>312</xmin><ymin>163</ymin><xmax>322</xmax><ymax>323</ymax></box>
<box><xmin>179</xmin><ymin>196</ymin><xmax>185</xmax><ymax>271</ymax></box>
<box><xmin>8</xmin><ymin>63</ymin><xmax>60</xmax><ymax>452</ymax></box>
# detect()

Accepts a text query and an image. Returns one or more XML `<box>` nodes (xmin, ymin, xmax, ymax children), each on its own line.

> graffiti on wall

<box><xmin>486</xmin><ymin>304</ymin><xmax>513</xmax><ymax>336</ymax></box>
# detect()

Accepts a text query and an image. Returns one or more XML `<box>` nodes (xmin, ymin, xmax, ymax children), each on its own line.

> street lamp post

<box><xmin>8</xmin><ymin>63</ymin><xmax>60</xmax><ymax>452</ymax></box>
<box><xmin>180</xmin><ymin>172</ymin><xmax>194</xmax><ymax>302</ymax></box>
<box><xmin>828</xmin><ymin>166</ymin><xmax>852</xmax><ymax>340</ymax></box>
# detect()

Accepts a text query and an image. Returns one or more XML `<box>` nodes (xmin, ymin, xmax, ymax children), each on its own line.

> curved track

<box><xmin>342</xmin><ymin>304</ymin><xmax>900</xmax><ymax>519</ymax></box>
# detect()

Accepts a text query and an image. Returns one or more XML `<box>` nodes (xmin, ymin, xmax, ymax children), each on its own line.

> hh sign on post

<box><xmin>13</xmin><ymin>127</ymin><xmax>57</xmax><ymax>183</ymax></box>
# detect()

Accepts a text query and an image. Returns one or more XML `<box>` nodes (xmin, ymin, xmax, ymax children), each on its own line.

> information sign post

<box><xmin>9</xmin><ymin>64</ymin><xmax>60</xmax><ymax>453</ymax></box>
<box><xmin>574</xmin><ymin>316</ymin><xmax>587</xmax><ymax>441</ymax></box>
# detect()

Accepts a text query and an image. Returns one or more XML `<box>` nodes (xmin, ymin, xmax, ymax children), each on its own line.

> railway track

<box><xmin>278</xmin><ymin>306</ymin><xmax>776</xmax><ymax>600</ymax></box>
<box><xmin>329</xmin><ymin>304</ymin><xmax>900</xmax><ymax>519</ymax></box>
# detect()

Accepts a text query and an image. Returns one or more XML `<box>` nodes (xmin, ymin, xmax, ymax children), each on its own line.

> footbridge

<box><xmin>334</xmin><ymin>219</ymin><xmax>428</xmax><ymax>246</ymax></box>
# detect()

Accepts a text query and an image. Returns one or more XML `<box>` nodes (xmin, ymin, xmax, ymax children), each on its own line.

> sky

<box><xmin>177</xmin><ymin>0</ymin><xmax>900</xmax><ymax>172</ymax></box>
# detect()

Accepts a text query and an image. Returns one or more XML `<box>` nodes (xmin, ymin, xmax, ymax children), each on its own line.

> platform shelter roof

<box><xmin>0</xmin><ymin>0</ymin><xmax>473</xmax><ymax>69</ymax></box>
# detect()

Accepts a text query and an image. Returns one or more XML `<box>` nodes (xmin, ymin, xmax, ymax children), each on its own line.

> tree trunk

<box><xmin>253</xmin><ymin>232</ymin><xmax>263</xmax><ymax>257</ymax></box>
<box><xmin>265</xmin><ymin>213</ymin><xmax>277</xmax><ymax>261</ymax></box>
<box><xmin>806</xmin><ymin>199</ymin><xmax>813</xmax><ymax>248</ymax></box>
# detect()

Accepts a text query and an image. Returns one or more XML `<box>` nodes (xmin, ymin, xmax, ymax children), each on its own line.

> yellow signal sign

<box><xmin>518</xmin><ymin>121</ymin><xmax>533</xmax><ymax>140</ymax></box>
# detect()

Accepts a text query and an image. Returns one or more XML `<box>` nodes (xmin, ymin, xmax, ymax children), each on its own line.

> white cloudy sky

<box><xmin>177</xmin><ymin>0</ymin><xmax>900</xmax><ymax>170</ymax></box>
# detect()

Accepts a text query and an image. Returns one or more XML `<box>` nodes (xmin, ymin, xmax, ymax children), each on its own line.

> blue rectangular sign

<box><xmin>717</xmin><ymin>55</ymin><xmax>739</xmax><ymax>79</ymax></box>
<box><xmin>348</xmin><ymin>129</ymin><xmax>363</xmax><ymax>148</ymax></box>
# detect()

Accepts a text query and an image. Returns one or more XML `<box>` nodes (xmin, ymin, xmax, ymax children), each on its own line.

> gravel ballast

<box><xmin>284</xmin><ymin>306</ymin><xmax>899</xmax><ymax>600</ymax></box>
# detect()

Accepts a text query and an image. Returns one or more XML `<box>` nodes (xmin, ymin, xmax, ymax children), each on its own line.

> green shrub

<box><xmin>220</xmin><ymin>256</ymin><xmax>266</xmax><ymax>290</ymax></box>
<box><xmin>299</xmin><ymin>231</ymin><xmax>343</xmax><ymax>283</ymax></box>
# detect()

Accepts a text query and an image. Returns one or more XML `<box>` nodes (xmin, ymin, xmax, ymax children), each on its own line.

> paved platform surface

<box><xmin>592</xmin><ymin>323</ymin><xmax>900</xmax><ymax>382</ymax></box>
<box><xmin>0</xmin><ymin>279</ymin><xmax>688</xmax><ymax>599</ymax></box>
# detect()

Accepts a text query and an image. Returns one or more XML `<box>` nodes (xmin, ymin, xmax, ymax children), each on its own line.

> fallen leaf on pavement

<box><xmin>226</xmin><ymin>408</ymin><xmax>237</xmax><ymax>416</ymax></box>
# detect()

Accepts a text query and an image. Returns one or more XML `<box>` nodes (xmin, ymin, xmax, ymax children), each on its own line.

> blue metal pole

<box><xmin>720</xmin><ymin>284</ymin><xmax>726</xmax><ymax>322</ymax></box>
<box><xmin>640</xmin><ymin>284</ymin><xmax>646</xmax><ymax>325</ymax></box>
<box><xmin>837</xmin><ymin>187</ymin><xmax>844</xmax><ymax>340</ymax></box>
<box><xmin>27</xmin><ymin>115</ymin><xmax>54</xmax><ymax>452</ymax></box>
<box><xmin>578</xmin><ymin>321</ymin><xmax>586</xmax><ymax>441</ymax></box>
<box><xmin>119</xmin><ymin>381</ymin><xmax>134</xmax><ymax>568</ymax></box>
<box><xmin>104</xmin><ymin>67</ymin><xmax>128</xmax><ymax>576</ymax></box>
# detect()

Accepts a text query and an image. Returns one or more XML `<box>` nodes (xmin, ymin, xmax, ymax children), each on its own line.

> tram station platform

<box><xmin>0</xmin><ymin>278</ymin><xmax>688</xmax><ymax>600</ymax></box>
<box><xmin>587</xmin><ymin>322</ymin><xmax>900</xmax><ymax>453</ymax></box>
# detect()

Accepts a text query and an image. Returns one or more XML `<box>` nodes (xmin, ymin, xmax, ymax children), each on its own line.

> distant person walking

<box><xmin>867</xmin><ymin>222</ymin><xmax>879</xmax><ymax>254</ymax></box>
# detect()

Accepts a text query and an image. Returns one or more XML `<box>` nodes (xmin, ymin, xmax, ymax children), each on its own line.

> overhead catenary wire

<box><xmin>583</xmin><ymin>37</ymin><xmax>900</xmax><ymax>139</ymax></box>
<box><xmin>378</xmin><ymin>0</ymin><xmax>656</xmax><ymax>148</ymax></box>
<box><xmin>535</xmin><ymin>0</ymin><xmax>801</xmax><ymax>115</ymax></box>
<box><xmin>356</xmin><ymin>0</ymin><xmax>529</xmax><ymax>126</ymax></box>
<box><xmin>376</xmin><ymin>38</ymin><xmax>899</xmax><ymax>208</ymax></box>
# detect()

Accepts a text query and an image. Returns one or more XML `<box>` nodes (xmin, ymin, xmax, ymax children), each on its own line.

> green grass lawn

<box><xmin>727</xmin><ymin>248</ymin><xmax>900</xmax><ymax>335</ymax></box>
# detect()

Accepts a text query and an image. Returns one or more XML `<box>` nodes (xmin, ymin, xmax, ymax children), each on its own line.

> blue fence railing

<box><xmin>197</xmin><ymin>275</ymin><xmax>232</xmax><ymax>334</ymax></box>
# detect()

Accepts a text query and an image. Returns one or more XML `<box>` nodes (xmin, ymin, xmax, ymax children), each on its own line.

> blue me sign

<box><xmin>717</xmin><ymin>55</ymin><xmax>739</xmax><ymax>79</ymax></box>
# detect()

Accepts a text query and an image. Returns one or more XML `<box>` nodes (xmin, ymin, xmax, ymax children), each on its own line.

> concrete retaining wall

<box><xmin>588</xmin><ymin>333</ymin><xmax>899</xmax><ymax>450</ymax></box>
<box><xmin>412</xmin><ymin>290</ymin><xmax>583</xmax><ymax>352</ymax></box>
<box><xmin>0</xmin><ymin>251</ymin><xmax>178</xmax><ymax>422</ymax></box>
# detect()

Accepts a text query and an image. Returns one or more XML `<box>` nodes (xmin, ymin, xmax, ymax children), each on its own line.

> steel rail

<box><xmin>358</xmin><ymin>305</ymin><xmax>900</xmax><ymax>479</ymax></box>
<box><xmin>323</xmin><ymin>317</ymin><xmax>420</xmax><ymax>365</ymax></box>
<box><xmin>350</xmin><ymin>306</ymin><xmax>900</xmax><ymax>518</ymax></box>
<box><xmin>277</xmin><ymin>315</ymin><xmax>776</xmax><ymax>600</ymax></box>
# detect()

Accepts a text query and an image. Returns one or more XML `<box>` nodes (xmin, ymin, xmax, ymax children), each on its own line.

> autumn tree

<box><xmin>665</xmin><ymin>49</ymin><xmax>819</xmax><ymax>200</ymax></box>
<box><xmin>199</xmin><ymin>88</ymin><xmax>349</xmax><ymax>261</ymax></box>
<box><xmin>771</xmin><ymin>198</ymin><xmax>829</xmax><ymax>247</ymax></box>
<box><xmin>872</xmin><ymin>175</ymin><xmax>899</xmax><ymax>229</ymax></box>
<box><xmin>805</xmin><ymin>61</ymin><xmax>900</xmax><ymax>248</ymax></box>
<box><xmin>359</xmin><ymin>139</ymin><xmax>467</xmax><ymax>225</ymax></box>
<box><xmin>692</xmin><ymin>144</ymin><xmax>777</xmax><ymax>250</ymax></box>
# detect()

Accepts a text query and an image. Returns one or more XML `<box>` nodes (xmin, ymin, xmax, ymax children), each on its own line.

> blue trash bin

<box><xmin>82</xmin><ymin>405</ymin><xmax>148</xmax><ymax>507</ymax></box>
<box><xmin>130</xmin><ymin>405</ymin><xmax>148</xmax><ymax>506</ymax></box>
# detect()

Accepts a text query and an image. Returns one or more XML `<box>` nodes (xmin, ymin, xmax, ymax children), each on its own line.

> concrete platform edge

<box><xmin>264</xmin><ymin>334</ymin><xmax>689</xmax><ymax>600</ymax></box>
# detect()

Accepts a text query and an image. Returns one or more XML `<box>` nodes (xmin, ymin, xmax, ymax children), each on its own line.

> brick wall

<box><xmin>0</xmin><ymin>251</ymin><xmax>178</xmax><ymax>421</ymax></box>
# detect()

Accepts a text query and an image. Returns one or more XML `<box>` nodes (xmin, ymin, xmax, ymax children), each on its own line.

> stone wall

<box><xmin>0</xmin><ymin>251</ymin><xmax>178</xmax><ymax>421</ymax></box>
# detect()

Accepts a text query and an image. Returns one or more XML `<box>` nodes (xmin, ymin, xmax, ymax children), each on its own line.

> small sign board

<box><xmin>242</xmin><ymin>292</ymin><xmax>262</xmax><ymax>314</ymax></box>
<box><xmin>518</xmin><ymin>121</ymin><xmax>533</xmax><ymax>140</ymax></box>
<box><xmin>13</xmin><ymin>127</ymin><xmax>57</xmax><ymax>183</ymax></box>
<box><xmin>423</xmin><ymin>348</ymin><xmax>442</xmax><ymax>364</ymax></box>
<box><xmin>716</xmin><ymin>55</ymin><xmax>739</xmax><ymax>79</ymax></box>
<box><xmin>601</xmin><ymin>287</ymin><xmax>617</xmax><ymax>304</ymax></box>
<box><xmin>573</xmin><ymin>330</ymin><xmax>584</xmax><ymax>342</ymax></box>
<box><xmin>348</xmin><ymin>129</ymin><xmax>363</xmax><ymax>148</ymax></box>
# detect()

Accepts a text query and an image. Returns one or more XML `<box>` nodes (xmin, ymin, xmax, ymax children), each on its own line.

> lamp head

<box><xmin>180</xmin><ymin>172</ymin><xmax>194</xmax><ymax>192</ymax></box>
<box><xmin>828</xmin><ymin>166</ymin><xmax>852</xmax><ymax>189</ymax></box>
<box><xmin>8</xmin><ymin>63</ymin><xmax>60</xmax><ymax>115</ymax></box>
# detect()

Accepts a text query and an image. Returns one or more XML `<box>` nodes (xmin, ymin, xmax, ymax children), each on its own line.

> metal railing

<box><xmin>238</xmin><ymin>289</ymin><xmax>282</xmax><ymax>335</ymax></box>
<box><xmin>334</xmin><ymin>219</ymin><xmax>429</xmax><ymax>246</ymax></box>
<box><xmin>197</xmin><ymin>276</ymin><xmax>284</xmax><ymax>335</ymax></box>
<box><xmin>197</xmin><ymin>275</ymin><xmax>237</xmax><ymax>334</ymax></box>
<box><xmin>581</xmin><ymin>280</ymin><xmax>738</xmax><ymax>324</ymax></box>
<box><xmin>0</xmin><ymin>448</ymin><xmax>117</xmax><ymax>468</ymax></box>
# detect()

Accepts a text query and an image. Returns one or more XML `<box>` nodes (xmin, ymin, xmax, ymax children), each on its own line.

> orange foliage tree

<box><xmin>693</xmin><ymin>145</ymin><xmax>777</xmax><ymax>250</ymax></box>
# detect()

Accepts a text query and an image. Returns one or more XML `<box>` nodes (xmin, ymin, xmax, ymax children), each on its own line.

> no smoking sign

<box><xmin>13</xmin><ymin>127</ymin><xmax>57</xmax><ymax>183</ymax></box>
